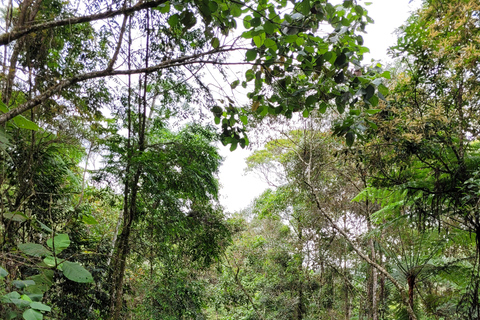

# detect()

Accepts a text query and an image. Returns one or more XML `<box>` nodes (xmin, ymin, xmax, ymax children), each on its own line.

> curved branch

<box><xmin>0</xmin><ymin>46</ymin><xmax>247</xmax><ymax>125</ymax></box>
<box><xmin>303</xmin><ymin>179</ymin><xmax>418</xmax><ymax>320</ymax></box>
<box><xmin>0</xmin><ymin>0</ymin><xmax>168</xmax><ymax>46</ymax></box>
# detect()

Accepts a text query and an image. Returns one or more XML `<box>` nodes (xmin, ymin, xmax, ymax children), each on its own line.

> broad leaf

<box><xmin>13</xmin><ymin>115</ymin><xmax>39</xmax><ymax>131</ymax></box>
<box><xmin>61</xmin><ymin>261</ymin><xmax>93</xmax><ymax>283</ymax></box>
<box><xmin>4</xmin><ymin>212</ymin><xmax>28</xmax><ymax>222</ymax></box>
<box><xmin>46</xmin><ymin>234</ymin><xmax>70</xmax><ymax>254</ymax></box>
<box><xmin>81</xmin><ymin>215</ymin><xmax>98</xmax><ymax>225</ymax></box>
<box><xmin>12</xmin><ymin>280</ymin><xmax>35</xmax><ymax>289</ymax></box>
<box><xmin>30</xmin><ymin>302</ymin><xmax>51</xmax><ymax>312</ymax></box>
<box><xmin>18</xmin><ymin>243</ymin><xmax>52</xmax><ymax>257</ymax></box>
<box><xmin>11</xmin><ymin>298</ymin><xmax>31</xmax><ymax>308</ymax></box>
<box><xmin>0</xmin><ymin>266</ymin><xmax>8</xmax><ymax>278</ymax></box>
<box><xmin>43</xmin><ymin>256</ymin><xmax>63</xmax><ymax>268</ymax></box>
<box><xmin>23</xmin><ymin>309</ymin><xmax>43</xmax><ymax>320</ymax></box>
<box><xmin>1</xmin><ymin>291</ymin><xmax>21</xmax><ymax>303</ymax></box>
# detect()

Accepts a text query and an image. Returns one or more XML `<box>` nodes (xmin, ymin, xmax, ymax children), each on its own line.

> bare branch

<box><xmin>0</xmin><ymin>0</ymin><xmax>168</xmax><ymax>46</ymax></box>
<box><xmin>303</xmin><ymin>179</ymin><xmax>418</xmax><ymax>320</ymax></box>
<box><xmin>0</xmin><ymin>46</ymin><xmax>248</xmax><ymax>125</ymax></box>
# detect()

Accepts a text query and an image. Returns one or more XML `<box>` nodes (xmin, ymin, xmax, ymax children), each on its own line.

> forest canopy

<box><xmin>0</xmin><ymin>0</ymin><xmax>479</xmax><ymax>320</ymax></box>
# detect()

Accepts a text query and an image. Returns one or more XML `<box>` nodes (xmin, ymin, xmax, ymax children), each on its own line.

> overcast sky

<box><xmin>217</xmin><ymin>0</ymin><xmax>423</xmax><ymax>213</ymax></box>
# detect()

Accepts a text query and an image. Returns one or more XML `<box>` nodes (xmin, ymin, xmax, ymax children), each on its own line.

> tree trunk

<box><xmin>407</xmin><ymin>274</ymin><xmax>415</xmax><ymax>320</ymax></box>
<box><xmin>366</xmin><ymin>199</ymin><xmax>378</xmax><ymax>320</ymax></box>
<box><xmin>370</xmin><ymin>237</ymin><xmax>378</xmax><ymax>320</ymax></box>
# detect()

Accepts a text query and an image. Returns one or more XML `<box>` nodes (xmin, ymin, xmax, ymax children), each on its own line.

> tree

<box><xmin>0</xmin><ymin>0</ymin><xmax>381</xmax><ymax>144</ymax></box>
<box><xmin>357</xmin><ymin>0</ymin><xmax>480</xmax><ymax>318</ymax></box>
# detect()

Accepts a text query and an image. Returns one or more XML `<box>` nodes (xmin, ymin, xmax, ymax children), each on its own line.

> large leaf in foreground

<box><xmin>61</xmin><ymin>261</ymin><xmax>93</xmax><ymax>283</ymax></box>
<box><xmin>18</xmin><ymin>243</ymin><xmax>52</xmax><ymax>257</ymax></box>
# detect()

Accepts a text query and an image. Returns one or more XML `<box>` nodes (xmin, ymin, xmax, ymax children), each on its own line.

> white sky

<box><xmin>218</xmin><ymin>0</ymin><xmax>422</xmax><ymax>213</ymax></box>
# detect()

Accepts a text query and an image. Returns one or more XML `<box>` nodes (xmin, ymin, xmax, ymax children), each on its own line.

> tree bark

<box><xmin>366</xmin><ymin>198</ymin><xmax>378</xmax><ymax>320</ymax></box>
<box><xmin>0</xmin><ymin>0</ymin><xmax>169</xmax><ymax>46</ymax></box>
<box><xmin>407</xmin><ymin>274</ymin><xmax>415</xmax><ymax>320</ymax></box>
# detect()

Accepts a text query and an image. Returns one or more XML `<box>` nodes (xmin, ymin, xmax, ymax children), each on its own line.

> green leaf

<box><xmin>23</xmin><ymin>309</ymin><xmax>43</xmax><ymax>320</ymax></box>
<box><xmin>246</xmin><ymin>49</ymin><xmax>257</xmax><ymax>61</ymax></box>
<box><xmin>264</xmin><ymin>38</ymin><xmax>276</xmax><ymax>48</ymax></box>
<box><xmin>36</xmin><ymin>221</ymin><xmax>52</xmax><ymax>233</ymax></box>
<box><xmin>61</xmin><ymin>261</ymin><xmax>93</xmax><ymax>283</ymax></box>
<box><xmin>180</xmin><ymin>10</ymin><xmax>196</xmax><ymax>30</ymax></box>
<box><xmin>302</xmin><ymin>109</ymin><xmax>310</xmax><ymax>117</ymax></box>
<box><xmin>381</xmin><ymin>71</ymin><xmax>391</xmax><ymax>79</ymax></box>
<box><xmin>378</xmin><ymin>84</ymin><xmax>389</xmax><ymax>97</ymax></box>
<box><xmin>13</xmin><ymin>280</ymin><xmax>35</xmax><ymax>289</ymax></box>
<box><xmin>253</xmin><ymin>35</ymin><xmax>264</xmax><ymax>48</ymax></box>
<box><xmin>230</xmin><ymin>4</ymin><xmax>242</xmax><ymax>17</ymax></box>
<box><xmin>299</xmin><ymin>0</ymin><xmax>311</xmax><ymax>16</ymax></box>
<box><xmin>334</xmin><ymin>53</ymin><xmax>347</xmax><ymax>67</ymax></box>
<box><xmin>4</xmin><ymin>212</ymin><xmax>28</xmax><ymax>222</ymax></box>
<box><xmin>285</xmin><ymin>35</ymin><xmax>298</xmax><ymax>43</ymax></box>
<box><xmin>264</xmin><ymin>21</ymin><xmax>275</xmax><ymax>34</ymax></box>
<box><xmin>230</xmin><ymin>142</ymin><xmax>237</xmax><ymax>151</ymax></box>
<box><xmin>366</xmin><ymin>119</ymin><xmax>378</xmax><ymax>130</ymax></box>
<box><xmin>0</xmin><ymin>266</ymin><xmax>8</xmax><ymax>278</ymax></box>
<box><xmin>18</xmin><ymin>243</ymin><xmax>52</xmax><ymax>257</ymax></box>
<box><xmin>21</xmin><ymin>295</ymin><xmax>32</xmax><ymax>302</ymax></box>
<box><xmin>0</xmin><ymin>126</ymin><xmax>11</xmax><ymax>148</ymax></box>
<box><xmin>211</xmin><ymin>37</ymin><xmax>220</xmax><ymax>49</ymax></box>
<box><xmin>0</xmin><ymin>100</ymin><xmax>8</xmax><ymax>113</ymax></box>
<box><xmin>11</xmin><ymin>298</ymin><xmax>31</xmax><ymax>308</ymax></box>
<box><xmin>230</xmin><ymin>80</ymin><xmax>240</xmax><ymax>89</ymax></box>
<box><xmin>167</xmin><ymin>14</ymin><xmax>179</xmax><ymax>28</ymax></box>
<box><xmin>305</xmin><ymin>95</ymin><xmax>317</xmax><ymax>107</ymax></box>
<box><xmin>305</xmin><ymin>46</ymin><xmax>314</xmax><ymax>53</ymax></box>
<box><xmin>369</xmin><ymin>95</ymin><xmax>379</xmax><ymax>107</ymax></box>
<box><xmin>365</xmin><ymin>84</ymin><xmax>375</xmax><ymax>101</ymax></box>
<box><xmin>156</xmin><ymin>1</ymin><xmax>170</xmax><ymax>13</ymax></box>
<box><xmin>346</xmin><ymin>131</ymin><xmax>355</xmax><ymax>147</ymax></box>
<box><xmin>240</xmin><ymin>115</ymin><xmax>248</xmax><ymax>125</ymax></box>
<box><xmin>354</xmin><ymin>5</ymin><xmax>364</xmax><ymax>15</ymax></box>
<box><xmin>208</xmin><ymin>1</ymin><xmax>218</xmax><ymax>13</ymax></box>
<box><xmin>250</xmin><ymin>17</ymin><xmax>261</xmax><ymax>27</ymax></box>
<box><xmin>47</xmin><ymin>234</ymin><xmax>70</xmax><ymax>254</ymax></box>
<box><xmin>319</xmin><ymin>102</ymin><xmax>328</xmax><ymax>113</ymax></box>
<box><xmin>81</xmin><ymin>214</ymin><xmax>98</xmax><ymax>225</ymax></box>
<box><xmin>245</xmin><ymin>69</ymin><xmax>255</xmax><ymax>82</ymax></box>
<box><xmin>30</xmin><ymin>302</ymin><xmax>51</xmax><ymax>312</ymax></box>
<box><xmin>243</xmin><ymin>15</ymin><xmax>252</xmax><ymax>28</ymax></box>
<box><xmin>365</xmin><ymin>109</ymin><xmax>381</xmax><ymax>115</ymax></box>
<box><xmin>28</xmin><ymin>270</ymin><xmax>54</xmax><ymax>291</ymax></box>
<box><xmin>43</xmin><ymin>256</ymin><xmax>59</xmax><ymax>267</ymax></box>
<box><xmin>2</xmin><ymin>291</ymin><xmax>21</xmax><ymax>303</ymax></box>
<box><xmin>26</xmin><ymin>294</ymin><xmax>43</xmax><ymax>302</ymax></box>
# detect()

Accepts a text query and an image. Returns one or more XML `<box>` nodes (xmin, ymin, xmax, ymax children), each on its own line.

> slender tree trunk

<box><xmin>407</xmin><ymin>274</ymin><xmax>415</xmax><ymax>320</ymax></box>
<box><xmin>366</xmin><ymin>198</ymin><xmax>378</xmax><ymax>320</ymax></box>
<box><xmin>369</xmin><ymin>238</ymin><xmax>378</xmax><ymax>320</ymax></box>
<box><xmin>343</xmin><ymin>215</ymin><xmax>350</xmax><ymax>320</ymax></box>
<box><xmin>296</xmin><ymin>226</ymin><xmax>304</xmax><ymax>320</ymax></box>
<box><xmin>108</xmin><ymin>9</ymin><xmax>150</xmax><ymax>318</ymax></box>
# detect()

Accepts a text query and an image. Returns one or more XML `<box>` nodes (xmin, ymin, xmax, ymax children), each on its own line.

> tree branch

<box><xmin>0</xmin><ymin>0</ymin><xmax>168</xmax><ymax>46</ymax></box>
<box><xmin>0</xmin><ymin>46</ymin><xmax>247</xmax><ymax>125</ymax></box>
<box><xmin>303</xmin><ymin>179</ymin><xmax>418</xmax><ymax>320</ymax></box>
